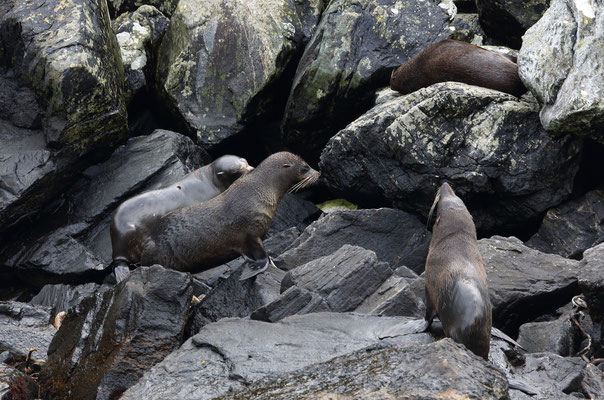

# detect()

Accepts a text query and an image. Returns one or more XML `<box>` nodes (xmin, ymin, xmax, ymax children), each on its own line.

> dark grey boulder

<box><xmin>224</xmin><ymin>338</ymin><xmax>509</xmax><ymax>399</ymax></box>
<box><xmin>0</xmin><ymin>0</ymin><xmax>128</xmax><ymax>234</ymax></box>
<box><xmin>526</xmin><ymin>189</ymin><xmax>604</xmax><ymax>259</ymax></box>
<box><xmin>121</xmin><ymin>313</ymin><xmax>434</xmax><ymax>399</ymax></box>
<box><xmin>2</xmin><ymin>130</ymin><xmax>208</xmax><ymax>286</ymax></box>
<box><xmin>281</xmin><ymin>0</ymin><xmax>456</xmax><ymax>160</ymax></box>
<box><xmin>579</xmin><ymin>243</ymin><xmax>604</xmax><ymax>324</ymax></box>
<box><xmin>474</xmin><ymin>0</ymin><xmax>550</xmax><ymax>47</ymax></box>
<box><xmin>519</xmin><ymin>0</ymin><xmax>604</xmax><ymax>139</ymax></box>
<box><xmin>480</xmin><ymin>236</ymin><xmax>580</xmax><ymax>333</ymax></box>
<box><xmin>112</xmin><ymin>6</ymin><xmax>170</xmax><ymax>102</ymax></box>
<box><xmin>450</xmin><ymin>13</ymin><xmax>487</xmax><ymax>43</ymax></box>
<box><xmin>517</xmin><ymin>313</ymin><xmax>581</xmax><ymax>356</ymax></box>
<box><xmin>254</xmin><ymin>245</ymin><xmax>393</xmax><ymax>321</ymax></box>
<box><xmin>274</xmin><ymin>208</ymin><xmax>431</xmax><ymax>273</ymax></box>
<box><xmin>108</xmin><ymin>0</ymin><xmax>177</xmax><ymax>18</ymax></box>
<box><xmin>0</xmin><ymin>302</ymin><xmax>56</xmax><ymax>362</ymax></box>
<box><xmin>320</xmin><ymin>83</ymin><xmax>583</xmax><ymax>233</ymax></box>
<box><xmin>40</xmin><ymin>265</ymin><xmax>192</xmax><ymax>400</ymax></box>
<box><xmin>355</xmin><ymin>271</ymin><xmax>425</xmax><ymax>318</ymax></box>
<box><xmin>155</xmin><ymin>0</ymin><xmax>322</xmax><ymax>148</ymax></box>
<box><xmin>30</xmin><ymin>282</ymin><xmax>109</xmax><ymax>316</ymax></box>
<box><xmin>267</xmin><ymin>193</ymin><xmax>321</xmax><ymax>235</ymax></box>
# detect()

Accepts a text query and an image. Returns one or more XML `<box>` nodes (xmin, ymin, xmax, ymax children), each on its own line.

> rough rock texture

<box><xmin>108</xmin><ymin>0</ymin><xmax>178</xmax><ymax>19</ymax></box>
<box><xmin>254</xmin><ymin>245</ymin><xmax>393</xmax><ymax>322</ymax></box>
<box><xmin>112</xmin><ymin>6</ymin><xmax>169</xmax><ymax>102</ymax></box>
<box><xmin>0</xmin><ymin>302</ymin><xmax>56</xmax><ymax>361</ymax></box>
<box><xmin>517</xmin><ymin>313</ymin><xmax>580</xmax><ymax>356</ymax></box>
<box><xmin>450</xmin><ymin>13</ymin><xmax>486</xmax><ymax>44</ymax></box>
<box><xmin>0</xmin><ymin>0</ymin><xmax>128</xmax><ymax>235</ymax></box>
<box><xmin>479</xmin><ymin>236</ymin><xmax>580</xmax><ymax>334</ymax></box>
<box><xmin>1</xmin><ymin>130</ymin><xmax>208</xmax><ymax>286</ymax></box>
<box><xmin>526</xmin><ymin>189</ymin><xmax>604</xmax><ymax>258</ymax></box>
<box><xmin>274</xmin><ymin>208</ymin><xmax>431</xmax><ymax>273</ymax></box>
<box><xmin>156</xmin><ymin>0</ymin><xmax>323</xmax><ymax>148</ymax></box>
<box><xmin>41</xmin><ymin>265</ymin><xmax>192</xmax><ymax>400</ymax></box>
<box><xmin>281</xmin><ymin>0</ymin><xmax>456</xmax><ymax>161</ymax></box>
<box><xmin>475</xmin><ymin>0</ymin><xmax>550</xmax><ymax>47</ymax></box>
<box><xmin>519</xmin><ymin>0</ymin><xmax>604</xmax><ymax>138</ymax></box>
<box><xmin>121</xmin><ymin>313</ymin><xmax>435</xmax><ymax>399</ymax></box>
<box><xmin>579</xmin><ymin>243</ymin><xmax>604</xmax><ymax>324</ymax></box>
<box><xmin>320</xmin><ymin>83</ymin><xmax>583</xmax><ymax>233</ymax></box>
<box><xmin>30</xmin><ymin>283</ymin><xmax>108</xmax><ymax>315</ymax></box>
<box><xmin>225</xmin><ymin>339</ymin><xmax>509</xmax><ymax>399</ymax></box>
<box><xmin>267</xmin><ymin>193</ymin><xmax>321</xmax><ymax>235</ymax></box>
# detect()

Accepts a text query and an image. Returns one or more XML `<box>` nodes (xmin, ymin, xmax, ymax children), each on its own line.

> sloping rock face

<box><xmin>0</xmin><ymin>0</ymin><xmax>128</xmax><ymax>235</ymax></box>
<box><xmin>474</xmin><ymin>0</ymin><xmax>550</xmax><ymax>47</ymax></box>
<box><xmin>517</xmin><ymin>312</ymin><xmax>581</xmax><ymax>356</ymax></box>
<box><xmin>281</xmin><ymin>0</ymin><xmax>456</xmax><ymax>161</ymax></box>
<box><xmin>41</xmin><ymin>265</ymin><xmax>192</xmax><ymax>400</ymax></box>
<box><xmin>0</xmin><ymin>302</ymin><xmax>56</xmax><ymax>361</ymax></box>
<box><xmin>519</xmin><ymin>0</ymin><xmax>604</xmax><ymax>139</ymax></box>
<box><xmin>320</xmin><ymin>83</ymin><xmax>583</xmax><ymax>233</ymax></box>
<box><xmin>156</xmin><ymin>0</ymin><xmax>323</xmax><ymax>148</ymax></box>
<box><xmin>526</xmin><ymin>189</ymin><xmax>604</xmax><ymax>258</ymax></box>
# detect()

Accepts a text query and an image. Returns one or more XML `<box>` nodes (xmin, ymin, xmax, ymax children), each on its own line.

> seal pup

<box><xmin>138</xmin><ymin>152</ymin><xmax>320</xmax><ymax>280</ymax></box>
<box><xmin>390</xmin><ymin>39</ymin><xmax>526</xmax><ymax>97</ymax></box>
<box><xmin>109</xmin><ymin>155</ymin><xmax>252</xmax><ymax>280</ymax></box>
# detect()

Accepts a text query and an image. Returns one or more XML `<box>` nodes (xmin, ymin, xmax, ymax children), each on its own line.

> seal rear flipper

<box><xmin>113</xmin><ymin>265</ymin><xmax>131</xmax><ymax>283</ymax></box>
<box><xmin>239</xmin><ymin>257</ymin><xmax>273</xmax><ymax>280</ymax></box>
<box><xmin>239</xmin><ymin>235</ymin><xmax>272</xmax><ymax>280</ymax></box>
<box><xmin>508</xmin><ymin>378</ymin><xmax>539</xmax><ymax>396</ymax></box>
<box><xmin>491</xmin><ymin>326</ymin><xmax>526</xmax><ymax>350</ymax></box>
<box><xmin>378</xmin><ymin>319</ymin><xmax>431</xmax><ymax>339</ymax></box>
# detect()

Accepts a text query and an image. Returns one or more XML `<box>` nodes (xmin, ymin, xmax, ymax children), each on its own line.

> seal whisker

<box><xmin>427</xmin><ymin>187</ymin><xmax>441</xmax><ymax>227</ymax></box>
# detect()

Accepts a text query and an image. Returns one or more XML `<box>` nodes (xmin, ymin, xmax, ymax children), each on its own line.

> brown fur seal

<box><xmin>138</xmin><ymin>152</ymin><xmax>320</xmax><ymax>280</ymax></box>
<box><xmin>390</xmin><ymin>39</ymin><xmax>526</xmax><ymax>97</ymax></box>
<box><xmin>110</xmin><ymin>155</ymin><xmax>252</xmax><ymax>269</ymax></box>
<box><xmin>424</xmin><ymin>182</ymin><xmax>492</xmax><ymax>359</ymax></box>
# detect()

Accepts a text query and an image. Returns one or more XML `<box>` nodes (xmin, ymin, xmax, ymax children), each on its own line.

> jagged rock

<box><xmin>320</xmin><ymin>83</ymin><xmax>583</xmax><ymax>233</ymax></box>
<box><xmin>267</xmin><ymin>193</ymin><xmax>321</xmax><ymax>235</ymax></box>
<box><xmin>1</xmin><ymin>130</ymin><xmax>208</xmax><ymax>286</ymax></box>
<box><xmin>108</xmin><ymin>0</ymin><xmax>177</xmax><ymax>19</ymax></box>
<box><xmin>449</xmin><ymin>13</ymin><xmax>486</xmax><ymax>44</ymax></box>
<box><xmin>274</xmin><ymin>208</ymin><xmax>430</xmax><ymax>273</ymax></box>
<box><xmin>475</xmin><ymin>0</ymin><xmax>549</xmax><ymax>48</ymax></box>
<box><xmin>121</xmin><ymin>313</ymin><xmax>435</xmax><ymax>399</ymax></box>
<box><xmin>112</xmin><ymin>6</ymin><xmax>169</xmax><ymax>102</ymax></box>
<box><xmin>519</xmin><ymin>0</ymin><xmax>604</xmax><ymax>139</ymax></box>
<box><xmin>0</xmin><ymin>0</ymin><xmax>128</xmax><ymax>235</ymax></box>
<box><xmin>264</xmin><ymin>227</ymin><xmax>301</xmax><ymax>258</ymax></box>
<box><xmin>526</xmin><ymin>189</ymin><xmax>604</xmax><ymax>258</ymax></box>
<box><xmin>517</xmin><ymin>313</ymin><xmax>581</xmax><ymax>356</ymax></box>
<box><xmin>0</xmin><ymin>302</ymin><xmax>55</xmax><ymax>361</ymax></box>
<box><xmin>253</xmin><ymin>245</ymin><xmax>393</xmax><ymax>322</ymax></box>
<box><xmin>156</xmin><ymin>0</ymin><xmax>322</xmax><ymax>148</ymax></box>
<box><xmin>355</xmin><ymin>270</ymin><xmax>425</xmax><ymax>318</ymax></box>
<box><xmin>480</xmin><ymin>236</ymin><xmax>580</xmax><ymax>333</ymax></box>
<box><xmin>41</xmin><ymin>265</ymin><xmax>192</xmax><ymax>400</ymax></box>
<box><xmin>579</xmin><ymin>243</ymin><xmax>604</xmax><ymax>324</ymax></box>
<box><xmin>281</xmin><ymin>0</ymin><xmax>456</xmax><ymax>161</ymax></box>
<box><xmin>30</xmin><ymin>282</ymin><xmax>109</xmax><ymax>315</ymax></box>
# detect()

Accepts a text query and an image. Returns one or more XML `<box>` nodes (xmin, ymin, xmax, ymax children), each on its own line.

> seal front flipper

<box><xmin>239</xmin><ymin>236</ymin><xmax>273</xmax><ymax>281</ymax></box>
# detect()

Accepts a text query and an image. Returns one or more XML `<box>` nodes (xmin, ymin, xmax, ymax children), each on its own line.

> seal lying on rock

<box><xmin>139</xmin><ymin>152</ymin><xmax>320</xmax><ymax>280</ymax></box>
<box><xmin>109</xmin><ymin>155</ymin><xmax>252</xmax><ymax>280</ymax></box>
<box><xmin>390</xmin><ymin>39</ymin><xmax>526</xmax><ymax>97</ymax></box>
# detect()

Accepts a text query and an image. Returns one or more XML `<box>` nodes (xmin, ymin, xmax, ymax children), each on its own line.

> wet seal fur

<box><xmin>138</xmin><ymin>152</ymin><xmax>320</xmax><ymax>280</ymax></box>
<box><xmin>110</xmin><ymin>155</ymin><xmax>252</xmax><ymax>271</ymax></box>
<box><xmin>390</xmin><ymin>39</ymin><xmax>526</xmax><ymax>97</ymax></box>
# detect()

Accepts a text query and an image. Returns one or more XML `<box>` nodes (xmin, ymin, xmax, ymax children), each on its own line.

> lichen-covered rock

<box><xmin>0</xmin><ymin>302</ymin><xmax>56</xmax><ymax>361</ymax></box>
<box><xmin>113</xmin><ymin>6</ymin><xmax>169</xmax><ymax>102</ymax></box>
<box><xmin>156</xmin><ymin>0</ymin><xmax>323</xmax><ymax>148</ymax></box>
<box><xmin>475</xmin><ymin>0</ymin><xmax>550</xmax><ymax>47</ymax></box>
<box><xmin>449</xmin><ymin>13</ymin><xmax>486</xmax><ymax>44</ymax></box>
<box><xmin>108</xmin><ymin>0</ymin><xmax>178</xmax><ymax>19</ymax></box>
<box><xmin>281</xmin><ymin>0</ymin><xmax>456</xmax><ymax>160</ymax></box>
<box><xmin>526</xmin><ymin>189</ymin><xmax>604</xmax><ymax>258</ymax></box>
<box><xmin>41</xmin><ymin>265</ymin><xmax>192</xmax><ymax>400</ymax></box>
<box><xmin>320</xmin><ymin>82</ymin><xmax>583</xmax><ymax>233</ymax></box>
<box><xmin>274</xmin><ymin>208</ymin><xmax>431</xmax><ymax>273</ymax></box>
<box><xmin>121</xmin><ymin>313</ymin><xmax>434</xmax><ymax>400</ymax></box>
<box><xmin>479</xmin><ymin>236</ymin><xmax>580</xmax><ymax>333</ymax></box>
<box><xmin>519</xmin><ymin>0</ymin><xmax>604</xmax><ymax>139</ymax></box>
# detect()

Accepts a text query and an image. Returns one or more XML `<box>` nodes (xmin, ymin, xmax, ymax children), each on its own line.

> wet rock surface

<box><xmin>0</xmin><ymin>302</ymin><xmax>56</xmax><ymax>362</ymax></box>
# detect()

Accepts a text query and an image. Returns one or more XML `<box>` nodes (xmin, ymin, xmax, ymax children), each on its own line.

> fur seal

<box><xmin>390</xmin><ymin>39</ymin><xmax>526</xmax><ymax>97</ymax></box>
<box><xmin>110</xmin><ymin>155</ymin><xmax>252</xmax><ymax>270</ymax></box>
<box><xmin>138</xmin><ymin>152</ymin><xmax>320</xmax><ymax>280</ymax></box>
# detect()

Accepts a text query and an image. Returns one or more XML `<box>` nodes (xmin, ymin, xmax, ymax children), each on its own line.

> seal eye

<box><xmin>301</xmin><ymin>164</ymin><xmax>309</xmax><ymax>173</ymax></box>
<box><xmin>282</xmin><ymin>163</ymin><xmax>292</xmax><ymax>168</ymax></box>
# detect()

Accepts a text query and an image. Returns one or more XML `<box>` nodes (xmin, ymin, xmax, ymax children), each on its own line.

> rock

<box><xmin>0</xmin><ymin>366</ymin><xmax>39</xmax><ymax>400</ymax></box>
<box><xmin>0</xmin><ymin>0</ymin><xmax>128</xmax><ymax>233</ymax></box>
<box><xmin>254</xmin><ymin>245</ymin><xmax>393</xmax><ymax>321</ymax></box>
<box><xmin>475</xmin><ymin>0</ymin><xmax>549</xmax><ymax>48</ymax></box>
<box><xmin>156</xmin><ymin>0</ymin><xmax>322</xmax><ymax>148</ymax></box>
<box><xmin>449</xmin><ymin>13</ymin><xmax>486</xmax><ymax>44</ymax></box>
<box><xmin>108</xmin><ymin>0</ymin><xmax>178</xmax><ymax>19</ymax></box>
<box><xmin>479</xmin><ymin>236</ymin><xmax>580</xmax><ymax>334</ymax></box>
<box><xmin>30</xmin><ymin>282</ymin><xmax>109</xmax><ymax>315</ymax></box>
<box><xmin>1</xmin><ymin>130</ymin><xmax>208</xmax><ymax>286</ymax></box>
<box><xmin>112</xmin><ymin>6</ymin><xmax>170</xmax><ymax>102</ymax></box>
<box><xmin>579</xmin><ymin>243</ymin><xmax>604</xmax><ymax>324</ymax></box>
<box><xmin>274</xmin><ymin>208</ymin><xmax>431</xmax><ymax>273</ymax></box>
<box><xmin>281</xmin><ymin>0</ymin><xmax>456</xmax><ymax>161</ymax></box>
<box><xmin>526</xmin><ymin>189</ymin><xmax>604</xmax><ymax>259</ymax></box>
<box><xmin>224</xmin><ymin>338</ymin><xmax>509</xmax><ymax>399</ymax></box>
<box><xmin>264</xmin><ymin>227</ymin><xmax>301</xmax><ymax>258</ymax></box>
<box><xmin>267</xmin><ymin>193</ymin><xmax>321</xmax><ymax>235</ymax></box>
<box><xmin>517</xmin><ymin>313</ymin><xmax>580</xmax><ymax>356</ymax></box>
<box><xmin>121</xmin><ymin>313</ymin><xmax>434</xmax><ymax>399</ymax></box>
<box><xmin>320</xmin><ymin>83</ymin><xmax>583</xmax><ymax>233</ymax></box>
<box><xmin>0</xmin><ymin>302</ymin><xmax>56</xmax><ymax>361</ymax></box>
<box><xmin>355</xmin><ymin>271</ymin><xmax>425</xmax><ymax>318</ymax></box>
<box><xmin>41</xmin><ymin>265</ymin><xmax>192</xmax><ymax>400</ymax></box>
<box><xmin>316</xmin><ymin>198</ymin><xmax>358</xmax><ymax>213</ymax></box>
<box><xmin>518</xmin><ymin>0</ymin><xmax>604</xmax><ymax>139</ymax></box>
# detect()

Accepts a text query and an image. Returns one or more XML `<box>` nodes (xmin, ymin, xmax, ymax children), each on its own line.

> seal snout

<box><xmin>439</xmin><ymin>182</ymin><xmax>455</xmax><ymax>197</ymax></box>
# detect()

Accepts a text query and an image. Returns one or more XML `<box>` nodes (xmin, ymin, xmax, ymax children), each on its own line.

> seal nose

<box><xmin>440</xmin><ymin>182</ymin><xmax>455</xmax><ymax>196</ymax></box>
